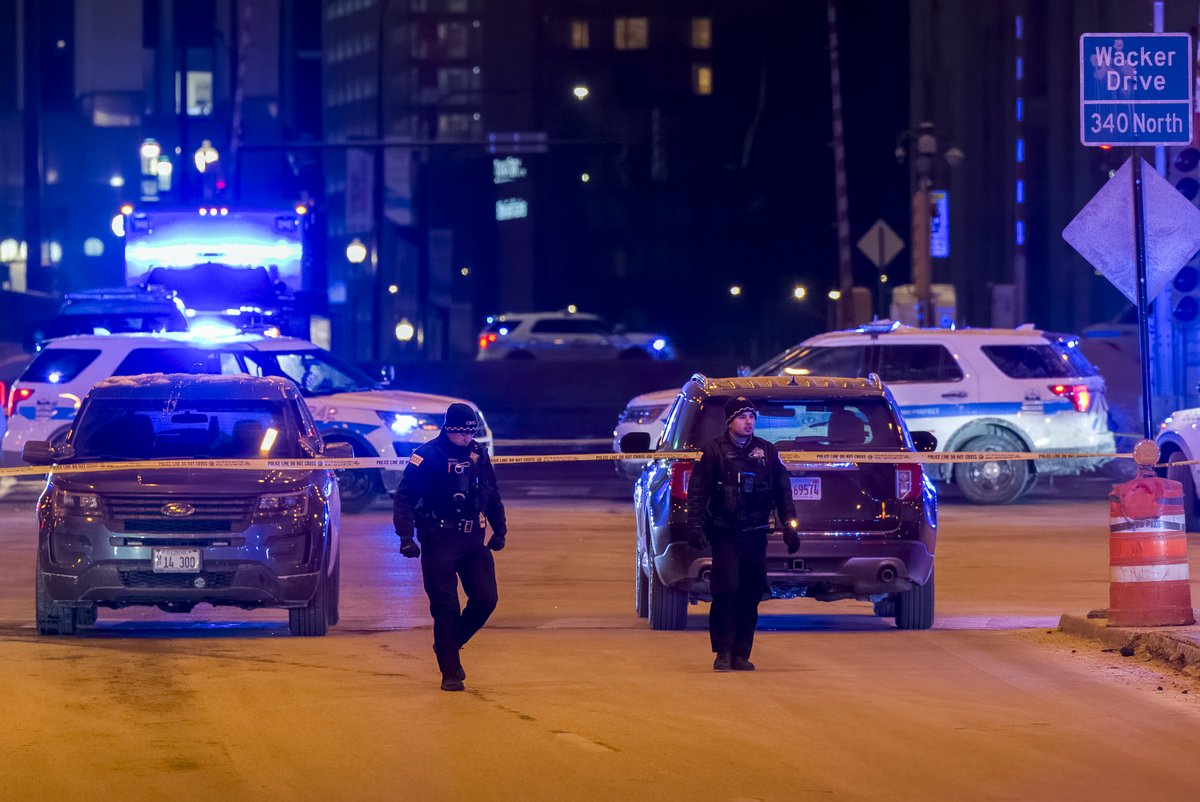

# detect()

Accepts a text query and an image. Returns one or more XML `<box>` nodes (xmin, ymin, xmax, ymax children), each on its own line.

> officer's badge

<box><xmin>749</xmin><ymin>447</ymin><xmax>765</xmax><ymax>460</ymax></box>
<box><xmin>409</xmin><ymin>453</ymin><xmax>424</xmax><ymax>467</ymax></box>
<box><xmin>469</xmin><ymin>451</ymin><xmax>480</xmax><ymax>463</ymax></box>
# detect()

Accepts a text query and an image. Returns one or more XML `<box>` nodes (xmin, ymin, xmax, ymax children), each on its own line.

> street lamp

<box><xmin>729</xmin><ymin>285</ymin><xmax>742</xmax><ymax>297</ymax></box>
<box><xmin>395</xmin><ymin>319</ymin><xmax>415</xmax><ymax>342</ymax></box>
<box><xmin>573</xmin><ymin>85</ymin><xmax>590</xmax><ymax>101</ymax></box>
<box><xmin>828</xmin><ymin>289</ymin><xmax>842</xmax><ymax>301</ymax></box>
<box><xmin>793</xmin><ymin>286</ymin><xmax>807</xmax><ymax>301</ymax></box>
<box><xmin>193</xmin><ymin>139</ymin><xmax>219</xmax><ymax>173</ymax></box>
<box><xmin>346</xmin><ymin>239</ymin><xmax>368</xmax><ymax>265</ymax></box>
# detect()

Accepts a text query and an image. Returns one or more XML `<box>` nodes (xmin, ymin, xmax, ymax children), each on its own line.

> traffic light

<box><xmin>1167</xmin><ymin>145</ymin><xmax>1200</xmax><ymax>322</ymax></box>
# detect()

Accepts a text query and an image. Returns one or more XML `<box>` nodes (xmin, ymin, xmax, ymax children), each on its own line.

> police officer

<box><xmin>687</xmin><ymin>396</ymin><xmax>799</xmax><ymax>672</ymax></box>
<box><xmin>394</xmin><ymin>402</ymin><xmax>507</xmax><ymax>692</ymax></box>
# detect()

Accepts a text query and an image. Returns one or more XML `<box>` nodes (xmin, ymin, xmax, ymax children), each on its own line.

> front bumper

<box><xmin>39</xmin><ymin>517</ymin><xmax>325</xmax><ymax>609</ymax></box>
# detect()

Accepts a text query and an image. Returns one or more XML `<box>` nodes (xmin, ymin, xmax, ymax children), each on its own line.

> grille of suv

<box><xmin>119</xmin><ymin>570</ymin><xmax>235</xmax><ymax>589</ymax></box>
<box><xmin>105</xmin><ymin>494</ymin><xmax>256</xmax><ymax>533</ymax></box>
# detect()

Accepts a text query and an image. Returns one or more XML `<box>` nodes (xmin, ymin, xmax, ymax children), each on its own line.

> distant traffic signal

<box><xmin>1173</xmin><ymin>265</ymin><xmax>1200</xmax><ymax>322</ymax></box>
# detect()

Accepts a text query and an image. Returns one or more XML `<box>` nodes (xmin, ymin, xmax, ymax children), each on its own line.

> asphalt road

<box><xmin>2</xmin><ymin>483</ymin><xmax>1200</xmax><ymax>799</ymax></box>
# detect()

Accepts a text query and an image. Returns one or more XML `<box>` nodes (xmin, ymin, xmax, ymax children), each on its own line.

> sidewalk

<box><xmin>1059</xmin><ymin>611</ymin><xmax>1200</xmax><ymax>671</ymax></box>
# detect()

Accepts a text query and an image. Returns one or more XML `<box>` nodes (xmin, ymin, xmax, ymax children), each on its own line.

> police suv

<box><xmin>751</xmin><ymin>323</ymin><xmax>1114</xmax><ymax>503</ymax></box>
<box><xmin>2</xmin><ymin>333</ymin><xmax>492</xmax><ymax>512</ymax></box>
<box><xmin>1155</xmin><ymin>409</ymin><xmax>1200</xmax><ymax>531</ymax></box>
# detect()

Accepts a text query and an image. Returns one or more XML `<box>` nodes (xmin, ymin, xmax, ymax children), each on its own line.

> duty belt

<box><xmin>431</xmin><ymin>518</ymin><xmax>478</xmax><ymax>533</ymax></box>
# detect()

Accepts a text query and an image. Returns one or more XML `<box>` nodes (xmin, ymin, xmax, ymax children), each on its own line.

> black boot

<box><xmin>441</xmin><ymin>674</ymin><xmax>465</xmax><ymax>692</ymax></box>
<box><xmin>713</xmin><ymin>652</ymin><xmax>733</xmax><ymax>672</ymax></box>
<box><xmin>732</xmin><ymin>656</ymin><xmax>756</xmax><ymax>671</ymax></box>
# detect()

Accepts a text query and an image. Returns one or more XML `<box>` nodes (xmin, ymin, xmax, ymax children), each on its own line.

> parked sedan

<box><xmin>28</xmin><ymin>373</ymin><xmax>346</xmax><ymax>636</ymax></box>
<box><xmin>622</xmin><ymin>373</ymin><xmax>938</xmax><ymax>631</ymax></box>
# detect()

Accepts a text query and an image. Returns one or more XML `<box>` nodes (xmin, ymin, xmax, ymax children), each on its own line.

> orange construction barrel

<box><xmin>1108</xmin><ymin>474</ymin><xmax>1194</xmax><ymax>627</ymax></box>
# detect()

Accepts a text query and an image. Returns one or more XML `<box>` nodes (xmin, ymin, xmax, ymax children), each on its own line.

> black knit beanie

<box><xmin>724</xmin><ymin>396</ymin><xmax>756</xmax><ymax>423</ymax></box>
<box><xmin>443</xmin><ymin>403</ymin><xmax>478</xmax><ymax>434</ymax></box>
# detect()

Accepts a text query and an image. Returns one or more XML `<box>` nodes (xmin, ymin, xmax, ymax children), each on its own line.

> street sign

<box><xmin>930</xmin><ymin>190</ymin><xmax>949</xmax><ymax>258</ymax></box>
<box><xmin>856</xmin><ymin>220</ymin><xmax>904</xmax><ymax>269</ymax></box>
<box><xmin>1080</xmin><ymin>33</ymin><xmax>1193</xmax><ymax>146</ymax></box>
<box><xmin>1062</xmin><ymin>156</ymin><xmax>1200</xmax><ymax>303</ymax></box>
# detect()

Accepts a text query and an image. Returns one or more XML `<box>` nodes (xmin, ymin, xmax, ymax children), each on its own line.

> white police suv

<box><xmin>1155</xmin><ymin>409</ymin><xmax>1200</xmax><ymax>531</ymax></box>
<box><xmin>2</xmin><ymin>333</ymin><xmax>492</xmax><ymax>512</ymax></box>
<box><xmin>751</xmin><ymin>322</ymin><xmax>1115</xmax><ymax>504</ymax></box>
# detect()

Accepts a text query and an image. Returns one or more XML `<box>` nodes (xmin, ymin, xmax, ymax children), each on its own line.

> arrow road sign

<box><xmin>856</xmin><ymin>220</ymin><xmax>904</xmax><ymax>269</ymax></box>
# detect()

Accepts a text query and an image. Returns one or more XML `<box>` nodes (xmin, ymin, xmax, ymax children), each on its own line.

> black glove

<box><xmin>486</xmin><ymin>533</ymin><xmax>506</xmax><ymax>551</ymax></box>
<box><xmin>687</xmin><ymin>527</ymin><xmax>707</xmax><ymax>550</ymax></box>
<box><xmin>399</xmin><ymin>534</ymin><xmax>421</xmax><ymax>559</ymax></box>
<box><xmin>783</xmin><ymin>521</ymin><xmax>800</xmax><ymax>555</ymax></box>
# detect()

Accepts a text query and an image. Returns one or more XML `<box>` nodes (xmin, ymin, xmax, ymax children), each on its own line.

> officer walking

<box><xmin>394</xmin><ymin>402</ymin><xmax>507</xmax><ymax>691</ymax></box>
<box><xmin>687</xmin><ymin>396</ymin><xmax>799</xmax><ymax>672</ymax></box>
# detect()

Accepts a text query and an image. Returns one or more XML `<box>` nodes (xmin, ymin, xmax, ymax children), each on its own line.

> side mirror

<box><xmin>22</xmin><ymin>440</ymin><xmax>54</xmax><ymax>466</ymax></box>
<box><xmin>736</xmin><ymin>364</ymin><xmax>751</xmax><ymax>378</ymax></box>
<box><xmin>619</xmin><ymin>431</ymin><xmax>653</xmax><ymax>453</ymax></box>
<box><xmin>324</xmin><ymin>441</ymin><xmax>354</xmax><ymax>459</ymax></box>
<box><xmin>911</xmin><ymin>431</ymin><xmax>938</xmax><ymax>453</ymax></box>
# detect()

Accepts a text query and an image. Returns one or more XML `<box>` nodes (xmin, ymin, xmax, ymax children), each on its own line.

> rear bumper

<box><xmin>656</xmin><ymin>533</ymin><xmax>935</xmax><ymax>601</ymax></box>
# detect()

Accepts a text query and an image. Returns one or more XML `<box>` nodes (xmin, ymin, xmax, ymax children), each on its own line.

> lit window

<box><xmin>614</xmin><ymin>17</ymin><xmax>648</xmax><ymax>50</ymax></box>
<box><xmin>692</xmin><ymin>65</ymin><xmax>713</xmax><ymax>96</ymax></box>
<box><xmin>691</xmin><ymin>18</ymin><xmax>712</xmax><ymax>49</ymax></box>
<box><xmin>176</xmin><ymin>71</ymin><xmax>214</xmax><ymax>116</ymax></box>
<box><xmin>571</xmin><ymin>20</ymin><xmax>589</xmax><ymax>49</ymax></box>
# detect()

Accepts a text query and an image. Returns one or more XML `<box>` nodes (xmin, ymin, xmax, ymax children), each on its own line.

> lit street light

<box><xmin>793</xmin><ymin>286</ymin><xmax>807</xmax><ymax>300</ymax></box>
<box><xmin>395</xmin><ymin>319</ymin><xmax>415</xmax><ymax>342</ymax></box>
<box><xmin>345</xmin><ymin>239</ymin><xmax>368</xmax><ymax>265</ymax></box>
<box><xmin>729</xmin><ymin>285</ymin><xmax>742</xmax><ymax>297</ymax></box>
<box><xmin>573</xmin><ymin>85</ymin><xmax>590</xmax><ymax>101</ymax></box>
<box><xmin>828</xmin><ymin>289</ymin><xmax>842</xmax><ymax>301</ymax></box>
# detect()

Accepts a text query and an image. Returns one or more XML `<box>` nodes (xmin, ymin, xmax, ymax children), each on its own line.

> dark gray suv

<box><xmin>621</xmin><ymin>374</ymin><xmax>938</xmax><ymax>631</ymax></box>
<box><xmin>27</xmin><ymin>374</ymin><xmax>348</xmax><ymax>636</ymax></box>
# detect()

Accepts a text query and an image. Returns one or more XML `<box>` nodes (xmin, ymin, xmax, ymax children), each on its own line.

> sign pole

<box><xmin>1131</xmin><ymin>150</ymin><xmax>1154</xmax><ymax>440</ymax></box>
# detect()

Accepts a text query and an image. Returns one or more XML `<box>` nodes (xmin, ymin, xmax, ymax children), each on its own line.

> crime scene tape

<box><xmin>0</xmin><ymin>449</ymin><xmax>1135</xmax><ymax>478</ymax></box>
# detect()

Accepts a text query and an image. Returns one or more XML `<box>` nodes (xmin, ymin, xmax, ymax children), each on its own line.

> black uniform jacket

<box><xmin>393</xmin><ymin>433</ymin><xmax>507</xmax><ymax>537</ymax></box>
<box><xmin>686</xmin><ymin>431</ymin><xmax>797</xmax><ymax>536</ymax></box>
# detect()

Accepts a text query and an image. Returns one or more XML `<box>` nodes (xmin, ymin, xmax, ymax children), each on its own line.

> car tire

<box><xmin>894</xmin><ymin>570</ymin><xmax>935</xmax><ymax>630</ymax></box>
<box><xmin>872</xmin><ymin>598</ymin><xmax>896</xmax><ymax>617</ymax></box>
<box><xmin>35</xmin><ymin>563</ymin><xmax>77</xmax><ymax>636</ymax></box>
<box><xmin>333</xmin><ymin>440</ymin><xmax>380</xmax><ymax>514</ymax></box>
<box><xmin>635</xmin><ymin>550</ymin><xmax>649</xmax><ymax>618</ymax></box>
<box><xmin>1167</xmin><ymin>452</ymin><xmax>1200</xmax><ymax>532</ymax></box>
<box><xmin>647</xmin><ymin>563</ymin><xmax>687</xmax><ymax>631</ymax></box>
<box><xmin>953</xmin><ymin>431</ymin><xmax>1030</xmax><ymax>505</ymax></box>
<box><xmin>506</xmin><ymin>350</ymin><xmax>535</xmax><ymax>360</ymax></box>
<box><xmin>325</xmin><ymin>552</ymin><xmax>341</xmax><ymax>627</ymax></box>
<box><xmin>289</xmin><ymin>559</ymin><xmax>329</xmax><ymax>637</ymax></box>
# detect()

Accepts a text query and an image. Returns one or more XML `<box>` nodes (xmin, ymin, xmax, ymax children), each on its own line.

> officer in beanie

<box><xmin>686</xmin><ymin>396</ymin><xmax>799</xmax><ymax>672</ymax></box>
<box><xmin>394</xmin><ymin>402</ymin><xmax>507</xmax><ymax>691</ymax></box>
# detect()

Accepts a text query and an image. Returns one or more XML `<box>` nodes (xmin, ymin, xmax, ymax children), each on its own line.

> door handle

<box><xmin>940</xmin><ymin>391</ymin><xmax>968</xmax><ymax>399</ymax></box>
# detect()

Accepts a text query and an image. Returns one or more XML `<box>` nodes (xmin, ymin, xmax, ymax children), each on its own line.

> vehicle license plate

<box><xmin>791</xmin><ymin>477</ymin><xmax>821</xmax><ymax>501</ymax></box>
<box><xmin>152</xmin><ymin>547</ymin><xmax>202</xmax><ymax>573</ymax></box>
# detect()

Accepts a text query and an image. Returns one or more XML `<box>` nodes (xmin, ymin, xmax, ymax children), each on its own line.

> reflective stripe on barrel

<box><xmin>1108</xmin><ymin>476</ymin><xmax>1194</xmax><ymax>628</ymax></box>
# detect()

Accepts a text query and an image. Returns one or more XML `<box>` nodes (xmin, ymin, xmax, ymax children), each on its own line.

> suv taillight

<box><xmin>6</xmin><ymin>386</ymin><xmax>32</xmax><ymax>418</ymax></box>
<box><xmin>896</xmin><ymin>463</ymin><xmax>922</xmax><ymax>500</ymax></box>
<box><xmin>478</xmin><ymin>333</ymin><xmax>498</xmax><ymax>350</ymax></box>
<box><xmin>670</xmin><ymin>461</ymin><xmax>693</xmax><ymax>500</ymax></box>
<box><xmin>1049</xmin><ymin>383</ymin><xmax>1092</xmax><ymax>413</ymax></box>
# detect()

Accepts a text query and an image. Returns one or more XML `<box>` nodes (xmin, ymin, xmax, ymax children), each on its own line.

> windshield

<box><xmin>245</xmin><ymin>349</ymin><xmax>380</xmax><ymax>396</ymax></box>
<box><xmin>69</xmin><ymin>399</ymin><xmax>299</xmax><ymax>460</ymax></box>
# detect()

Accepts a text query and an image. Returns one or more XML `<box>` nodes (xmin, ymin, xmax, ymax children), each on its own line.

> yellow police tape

<box><xmin>0</xmin><ymin>449</ymin><xmax>1135</xmax><ymax>478</ymax></box>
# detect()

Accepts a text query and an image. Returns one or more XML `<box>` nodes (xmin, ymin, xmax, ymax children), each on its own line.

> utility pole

<box><xmin>21</xmin><ymin>0</ymin><xmax>43</xmax><ymax>293</ymax></box>
<box><xmin>911</xmin><ymin>122</ymin><xmax>937</xmax><ymax>326</ymax></box>
<box><xmin>826</xmin><ymin>0</ymin><xmax>854</xmax><ymax>327</ymax></box>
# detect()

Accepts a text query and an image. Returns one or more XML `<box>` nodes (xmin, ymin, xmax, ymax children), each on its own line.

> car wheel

<box><xmin>953</xmin><ymin>431</ymin><xmax>1030</xmax><ymax>504</ymax></box>
<box><xmin>872</xmin><ymin>598</ymin><xmax>896</xmax><ymax>617</ymax></box>
<box><xmin>647</xmin><ymin>563</ymin><xmax>687</xmax><ymax>631</ymax></box>
<box><xmin>635</xmin><ymin>550</ymin><xmax>649</xmax><ymax>619</ymax></box>
<box><xmin>325</xmin><ymin>552</ymin><xmax>341</xmax><ymax>627</ymax></box>
<box><xmin>289</xmin><ymin>558</ymin><xmax>329</xmax><ymax>637</ymax></box>
<box><xmin>35</xmin><ymin>563</ymin><xmax>77</xmax><ymax>636</ymax></box>
<box><xmin>506</xmin><ymin>350</ymin><xmax>535</xmax><ymax>360</ymax></box>
<box><xmin>334</xmin><ymin>441</ymin><xmax>380</xmax><ymax>514</ymax></box>
<box><xmin>894</xmin><ymin>570</ymin><xmax>935</xmax><ymax>630</ymax></box>
<box><xmin>1167</xmin><ymin>452</ymin><xmax>1200</xmax><ymax>532</ymax></box>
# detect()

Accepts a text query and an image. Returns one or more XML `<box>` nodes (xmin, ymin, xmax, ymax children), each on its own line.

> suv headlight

<box><xmin>52</xmin><ymin>488</ymin><xmax>100</xmax><ymax>514</ymax></box>
<box><xmin>257</xmin><ymin>490</ymin><xmax>309</xmax><ymax>517</ymax></box>
<box><xmin>376</xmin><ymin>411</ymin><xmax>442</xmax><ymax>437</ymax></box>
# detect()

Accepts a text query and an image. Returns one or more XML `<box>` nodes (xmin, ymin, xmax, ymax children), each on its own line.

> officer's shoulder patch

<box><xmin>408</xmin><ymin>453</ymin><xmax>424</xmax><ymax>467</ymax></box>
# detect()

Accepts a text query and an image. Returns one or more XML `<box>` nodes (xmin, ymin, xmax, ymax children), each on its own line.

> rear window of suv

<box><xmin>981</xmin><ymin>344</ymin><xmax>1083</xmax><ymax>379</ymax></box>
<box><xmin>21</xmin><ymin>348</ymin><xmax>101</xmax><ymax>384</ymax></box>
<box><xmin>113</xmin><ymin>348</ymin><xmax>244</xmax><ymax>377</ymax></box>
<box><xmin>684</xmin><ymin>397</ymin><xmax>905</xmax><ymax>451</ymax></box>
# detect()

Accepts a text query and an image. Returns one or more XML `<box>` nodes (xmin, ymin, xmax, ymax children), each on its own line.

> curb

<box><xmin>1059</xmin><ymin>611</ymin><xmax>1200</xmax><ymax>671</ymax></box>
